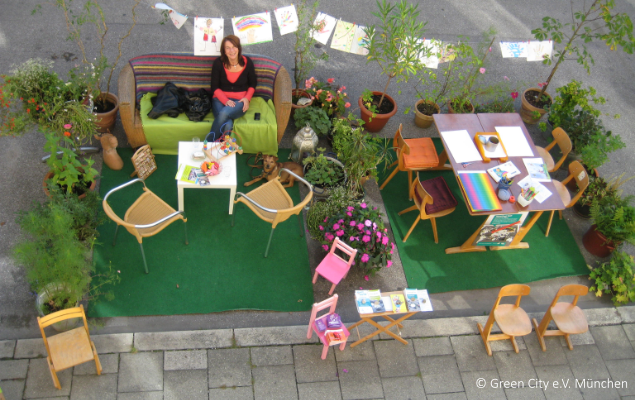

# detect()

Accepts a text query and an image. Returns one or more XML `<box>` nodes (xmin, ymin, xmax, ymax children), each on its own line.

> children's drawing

<box><xmin>194</xmin><ymin>17</ymin><xmax>223</xmax><ymax>56</ymax></box>
<box><xmin>350</xmin><ymin>25</ymin><xmax>369</xmax><ymax>56</ymax></box>
<box><xmin>232</xmin><ymin>12</ymin><xmax>274</xmax><ymax>45</ymax></box>
<box><xmin>274</xmin><ymin>5</ymin><xmax>298</xmax><ymax>36</ymax></box>
<box><xmin>419</xmin><ymin>39</ymin><xmax>440</xmax><ymax>69</ymax></box>
<box><xmin>526</xmin><ymin>40</ymin><xmax>553</xmax><ymax>62</ymax></box>
<box><xmin>311</xmin><ymin>12</ymin><xmax>337</xmax><ymax>45</ymax></box>
<box><xmin>152</xmin><ymin>3</ymin><xmax>187</xmax><ymax>29</ymax></box>
<box><xmin>330</xmin><ymin>20</ymin><xmax>355</xmax><ymax>52</ymax></box>
<box><xmin>438</xmin><ymin>43</ymin><xmax>457</xmax><ymax>64</ymax></box>
<box><xmin>499</xmin><ymin>41</ymin><xmax>528</xmax><ymax>58</ymax></box>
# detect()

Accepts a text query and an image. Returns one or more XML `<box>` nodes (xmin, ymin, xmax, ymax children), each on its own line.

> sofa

<box><xmin>118</xmin><ymin>53</ymin><xmax>291</xmax><ymax>156</ymax></box>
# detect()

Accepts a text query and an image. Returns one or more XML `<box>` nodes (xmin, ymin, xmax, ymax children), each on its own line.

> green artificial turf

<box><xmin>379</xmin><ymin>139</ymin><xmax>589</xmax><ymax>294</ymax></box>
<box><xmin>88</xmin><ymin>148</ymin><xmax>313</xmax><ymax>317</ymax></box>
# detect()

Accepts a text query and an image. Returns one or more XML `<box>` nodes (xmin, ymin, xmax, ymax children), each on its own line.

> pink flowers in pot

<box><xmin>304</xmin><ymin>77</ymin><xmax>349</xmax><ymax>117</ymax></box>
<box><xmin>319</xmin><ymin>202</ymin><xmax>395</xmax><ymax>275</ymax></box>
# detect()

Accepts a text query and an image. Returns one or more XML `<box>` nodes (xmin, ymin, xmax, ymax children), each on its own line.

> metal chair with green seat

<box><xmin>233</xmin><ymin>168</ymin><xmax>313</xmax><ymax>257</ymax></box>
<box><xmin>102</xmin><ymin>178</ymin><xmax>188</xmax><ymax>274</ymax></box>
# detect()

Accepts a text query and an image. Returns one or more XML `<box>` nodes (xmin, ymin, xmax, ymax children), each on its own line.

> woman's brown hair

<box><xmin>220</xmin><ymin>35</ymin><xmax>244</xmax><ymax>67</ymax></box>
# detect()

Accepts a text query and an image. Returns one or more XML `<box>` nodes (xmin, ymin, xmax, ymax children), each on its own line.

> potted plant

<box><xmin>584</xmin><ymin>195</ymin><xmax>635</xmax><ymax>258</ymax></box>
<box><xmin>291</xmin><ymin>0</ymin><xmax>328</xmax><ymax>115</ymax></box>
<box><xmin>574</xmin><ymin>174</ymin><xmax>634</xmax><ymax>218</ymax></box>
<box><xmin>0</xmin><ymin>58</ymin><xmax>98</xmax><ymax>144</ymax></box>
<box><xmin>293</xmin><ymin>106</ymin><xmax>332</xmax><ymax>137</ymax></box>
<box><xmin>331</xmin><ymin>116</ymin><xmax>390</xmax><ymax>196</ymax></box>
<box><xmin>318</xmin><ymin>201</ymin><xmax>395</xmax><ymax>275</ymax></box>
<box><xmin>306</xmin><ymin>186</ymin><xmax>359</xmax><ymax>239</ymax></box>
<box><xmin>43</xmin><ymin>132</ymin><xmax>99</xmax><ymax>197</ymax></box>
<box><xmin>13</xmin><ymin>189</ymin><xmax>119</xmax><ymax>330</ymax></box>
<box><xmin>304</xmin><ymin>77</ymin><xmax>351</xmax><ymax>119</ymax></box>
<box><xmin>34</xmin><ymin>0</ymin><xmax>142</xmax><ymax>132</ymax></box>
<box><xmin>361</xmin><ymin>0</ymin><xmax>428</xmax><ymax>132</ymax></box>
<box><xmin>521</xmin><ymin>0</ymin><xmax>635</xmax><ymax>124</ymax></box>
<box><xmin>302</xmin><ymin>151</ymin><xmax>347</xmax><ymax>197</ymax></box>
<box><xmin>589</xmin><ymin>251</ymin><xmax>635</xmax><ymax>306</ymax></box>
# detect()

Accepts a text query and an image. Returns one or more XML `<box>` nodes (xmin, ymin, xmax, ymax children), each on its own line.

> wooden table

<box><xmin>347</xmin><ymin>291</ymin><xmax>419</xmax><ymax>347</ymax></box>
<box><xmin>433</xmin><ymin>113</ymin><xmax>565</xmax><ymax>254</ymax></box>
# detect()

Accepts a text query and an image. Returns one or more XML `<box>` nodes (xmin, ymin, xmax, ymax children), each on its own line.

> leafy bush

<box><xmin>589</xmin><ymin>251</ymin><xmax>635</xmax><ymax>306</ymax></box>
<box><xmin>306</xmin><ymin>186</ymin><xmax>359</xmax><ymax>239</ymax></box>
<box><xmin>294</xmin><ymin>106</ymin><xmax>331</xmax><ymax>136</ymax></box>
<box><xmin>303</xmin><ymin>153</ymin><xmax>345</xmax><ymax>188</ymax></box>
<box><xmin>590</xmin><ymin>195</ymin><xmax>635</xmax><ymax>246</ymax></box>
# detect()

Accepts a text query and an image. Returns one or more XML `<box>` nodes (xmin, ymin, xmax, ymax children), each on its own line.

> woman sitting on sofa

<box><xmin>206</xmin><ymin>35</ymin><xmax>257</xmax><ymax>141</ymax></box>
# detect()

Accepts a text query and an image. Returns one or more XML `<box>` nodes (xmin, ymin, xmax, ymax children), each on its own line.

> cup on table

<box><xmin>484</xmin><ymin>136</ymin><xmax>499</xmax><ymax>152</ymax></box>
<box><xmin>192</xmin><ymin>137</ymin><xmax>201</xmax><ymax>150</ymax></box>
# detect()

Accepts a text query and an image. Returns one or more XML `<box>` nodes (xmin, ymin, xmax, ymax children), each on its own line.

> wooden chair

<box><xmin>313</xmin><ymin>237</ymin><xmax>358</xmax><ymax>295</ymax></box>
<box><xmin>38</xmin><ymin>305</ymin><xmax>102</xmax><ymax>389</ymax></box>
<box><xmin>233</xmin><ymin>168</ymin><xmax>313</xmax><ymax>257</ymax></box>
<box><xmin>533</xmin><ymin>284</ymin><xmax>588</xmax><ymax>351</ymax></box>
<box><xmin>398</xmin><ymin>176</ymin><xmax>458</xmax><ymax>243</ymax></box>
<box><xmin>545</xmin><ymin>160</ymin><xmax>589</xmax><ymax>237</ymax></box>
<box><xmin>379</xmin><ymin>124</ymin><xmax>439</xmax><ymax>199</ymax></box>
<box><xmin>477</xmin><ymin>284</ymin><xmax>532</xmax><ymax>356</ymax></box>
<box><xmin>307</xmin><ymin>294</ymin><xmax>350</xmax><ymax>360</ymax></box>
<box><xmin>103</xmin><ymin>178</ymin><xmax>188</xmax><ymax>274</ymax></box>
<box><xmin>535</xmin><ymin>127</ymin><xmax>572</xmax><ymax>173</ymax></box>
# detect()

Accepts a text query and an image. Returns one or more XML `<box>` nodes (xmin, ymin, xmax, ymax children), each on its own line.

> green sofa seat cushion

<box><xmin>139</xmin><ymin>93</ymin><xmax>278</xmax><ymax>156</ymax></box>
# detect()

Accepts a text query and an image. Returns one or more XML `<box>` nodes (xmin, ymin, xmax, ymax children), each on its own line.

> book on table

<box><xmin>486</xmin><ymin>161</ymin><xmax>520</xmax><ymax>183</ymax></box>
<box><xmin>457</xmin><ymin>171</ymin><xmax>502</xmax><ymax>212</ymax></box>
<box><xmin>368</xmin><ymin>290</ymin><xmax>386</xmax><ymax>313</ymax></box>
<box><xmin>404</xmin><ymin>288</ymin><xmax>421</xmax><ymax>312</ymax></box>
<box><xmin>355</xmin><ymin>290</ymin><xmax>373</xmax><ymax>314</ymax></box>
<box><xmin>522</xmin><ymin>158</ymin><xmax>551</xmax><ymax>182</ymax></box>
<box><xmin>390</xmin><ymin>294</ymin><xmax>407</xmax><ymax>313</ymax></box>
<box><xmin>176</xmin><ymin>164</ymin><xmax>202</xmax><ymax>184</ymax></box>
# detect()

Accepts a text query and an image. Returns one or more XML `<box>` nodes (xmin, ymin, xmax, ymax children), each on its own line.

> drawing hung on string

<box><xmin>330</xmin><ymin>20</ymin><xmax>355</xmax><ymax>52</ymax></box>
<box><xmin>499</xmin><ymin>41</ymin><xmax>528</xmax><ymax>58</ymax></box>
<box><xmin>274</xmin><ymin>5</ymin><xmax>299</xmax><ymax>36</ymax></box>
<box><xmin>194</xmin><ymin>17</ymin><xmax>224</xmax><ymax>55</ymax></box>
<box><xmin>311</xmin><ymin>12</ymin><xmax>337</xmax><ymax>45</ymax></box>
<box><xmin>232</xmin><ymin>12</ymin><xmax>274</xmax><ymax>45</ymax></box>
<box><xmin>526</xmin><ymin>41</ymin><xmax>553</xmax><ymax>62</ymax></box>
<box><xmin>350</xmin><ymin>25</ymin><xmax>369</xmax><ymax>56</ymax></box>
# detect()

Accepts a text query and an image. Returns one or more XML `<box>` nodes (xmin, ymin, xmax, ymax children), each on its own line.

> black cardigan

<box><xmin>210</xmin><ymin>56</ymin><xmax>257</xmax><ymax>96</ymax></box>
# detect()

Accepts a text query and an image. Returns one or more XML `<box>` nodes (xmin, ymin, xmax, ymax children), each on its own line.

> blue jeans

<box><xmin>206</xmin><ymin>98</ymin><xmax>246</xmax><ymax>142</ymax></box>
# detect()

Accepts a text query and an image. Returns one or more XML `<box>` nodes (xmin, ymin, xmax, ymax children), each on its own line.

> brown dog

<box><xmin>243</xmin><ymin>154</ymin><xmax>304</xmax><ymax>188</ymax></box>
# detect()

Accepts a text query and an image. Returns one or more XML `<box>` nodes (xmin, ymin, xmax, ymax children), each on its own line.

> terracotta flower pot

<box><xmin>414</xmin><ymin>99</ymin><xmax>439</xmax><ymax>129</ymax></box>
<box><xmin>583</xmin><ymin>224</ymin><xmax>618</xmax><ymax>258</ymax></box>
<box><xmin>43</xmin><ymin>170</ymin><xmax>97</xmax><ymax>200</ymax></box>
<box><xmin>291</xmin><ymin>89</ymin><xmax>313</xmax><ymax>120</ymax></box>
<box><xmin>520</xmin><ymin>88</ymin><xmax>552</xmax><ymax>125</ymax></box>
<box><xmin>447</xmin><ymin>99</ymin><xmax>474</xmax><ymax>114</ymax></box>
<box><xmin>358</xmin><ymin>91</ymin><xmax>397</xmax><ymax>133</ymax></box>
<box><xmin>93</xmin><ymin>92</ymin><xmax>119</xmax><ymax>133</ymax></box>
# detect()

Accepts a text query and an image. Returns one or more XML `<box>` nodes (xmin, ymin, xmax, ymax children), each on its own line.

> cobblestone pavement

<box><xmin>2</xmin><ymin>307</ymin><xmax>635</xmax><ymax>400</ymax></box>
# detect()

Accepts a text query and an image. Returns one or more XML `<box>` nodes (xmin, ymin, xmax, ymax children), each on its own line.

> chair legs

<box><xmin>379</xmin><ymin>162</ymin><xmax>399</xmax><ymax>190</ymax></box>
<box><xmin>91</xmin><ymin>341</ymin><xmax>103</xmax><ymax>375</ymax></box>
<box><xmin>264</xmin><ymin>228</ymin><xmax>275</xmax><ymax>258</ymax></box>
<box><xmin>112</xmin><ymin>225</ymin><xmax>120</xmax><ymax>246</ymax></box>
<box><xmin>47</xmin><ymin>356</ymin><xmax>61</xmax><ymax>389</ymax></box>
<box><xmin>139</xmin><ymin>243</ymin><xmax>149</xmax><ymax>274</ymax></box>
<box><xmin>297</xmin><ymin>214</ymin><xmax>304</xmax><ymax>237</ymax></box>
<box><xmin>183</xmin><ymin>219</ymin><xmax>189</xmax><ymax>245</ymax></box>
<box><xmin>402</xmin><ymin>216</ymin><xmax>421</xmax><ymax>243</ymax></box>
<box><xmin>532</xmin><ymin>309</ymin><xmax>575</xmax><ymax>351</ymax></box>
<box><xmin>321</xmin><ymin>343</ymin><xmax>330</xmax><ymax>360</ymax></box>
<box><xmin>545</xmin><ymin>210</ymin><xmax>564</xmax><ymax>237</ymax></box>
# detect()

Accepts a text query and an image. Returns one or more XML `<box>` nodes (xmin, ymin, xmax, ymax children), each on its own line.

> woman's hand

<box><xmin>225</xmin><ymin>100</ymin><xmax>236</xmax><ymax>107</ymax></box>
<box><xmin>240</xmin><ymin>98</ymin><xmax>250</xmax><ymax>112</ymax></box>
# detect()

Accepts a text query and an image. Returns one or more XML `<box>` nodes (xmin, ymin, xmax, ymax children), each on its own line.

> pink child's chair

<box><xmin>307</xmin><ymin>294</ymin><xmax>350</xmax><ymax>359</ymax></box>
<box><xmin>312</xmin><ymin>237</ymin><xmax>357</xmax><ymax>295</ymax></box>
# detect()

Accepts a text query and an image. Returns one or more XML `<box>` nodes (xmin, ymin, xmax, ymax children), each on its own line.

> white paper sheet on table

<box><xmin>418</xmin><ymin>290</ymin><xmax>433</xmax><ymax>312</ymax></box>
<box><xmin>517</xmin><ymin>175</ymin><xmax>552</xmax><ymax>203</ymax></box>
<box><xmin>495</xmin><ymin>126</ymin><xmax>534</xmax><ymax>157</ymax></box>
<box><xmin>440</xmin><ymin>130</ymin><xmax>482</xmax><ymax>163</ymax></box>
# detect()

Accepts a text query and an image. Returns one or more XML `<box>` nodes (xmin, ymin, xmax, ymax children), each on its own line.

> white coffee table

<box><xmin>177</xmin><ymin>141</ymin><xmax>237</xmax><ymax>214</ymax></box>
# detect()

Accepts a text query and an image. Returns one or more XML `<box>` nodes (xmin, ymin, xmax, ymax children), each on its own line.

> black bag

<box><xmin>184</xmin><ymin>89</ymin><xmax>212</xmax><ymax>122</ymax></box>
<box><xmin>148</xmin><ymin>82</ymin><xmax>185</xmax><ymax>119</ymax></box>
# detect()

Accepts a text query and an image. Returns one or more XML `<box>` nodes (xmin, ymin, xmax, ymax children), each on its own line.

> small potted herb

<box><xmin>43</xmin><ymin>132</ymin><xmax>99</xmax><ymax>198</ymax></box>
<box><xmin>302</xmin><ymin>151</ymin><xmax>346</xmax><ymax>197</ymax></box>
<box><xmin>584</xmin><ymin>195</ymin><xmax>635</xmax><ymax>258</ymax></box>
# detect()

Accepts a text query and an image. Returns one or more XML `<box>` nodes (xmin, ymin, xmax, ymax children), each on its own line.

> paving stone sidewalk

<box><xmin>2</xmin><ymin>306</ymin><xmax>635</xmax><ymax>400</ymax></box>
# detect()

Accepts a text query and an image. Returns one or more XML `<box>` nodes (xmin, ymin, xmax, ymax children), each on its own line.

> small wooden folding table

<box><xmin>347</xmin><ymin>291</ymin><xmax>419</xmax><ymax>347</ymax></box>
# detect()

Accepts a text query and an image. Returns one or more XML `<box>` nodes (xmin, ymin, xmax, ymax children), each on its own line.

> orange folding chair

<box><xmin>313</xmin><ymin>237</ymin><xmax>358</xmax><ymax>295</ymax></box>
<box><xmin>307</xmin><ymin>294</ymin><xmax>350</xmax><ymax>360</ymax></box>
<box><xmin>380</xmin><ymin>124</ymin><xmax>439</xmax><ymax>199</ymax></box>
<box><xmin>545</xmin><ymin>160</ymin><xmax>589</xmax><ymax>236</ymax></box>
<box><xmin>533</xmin><ymin>284</ymin><xmax>588</xmax><ymax>351</ymax></box>
<box><xmin>535</xmin><ymin>127</ymin><xmax>572</xmax><ymax>173</ymax></box>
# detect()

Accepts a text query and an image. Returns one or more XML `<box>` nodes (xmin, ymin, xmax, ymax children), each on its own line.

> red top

<box><xmin>213</xmin><ymin>56</ymin><xmax>255</xmax><ymax>104</ymax></box>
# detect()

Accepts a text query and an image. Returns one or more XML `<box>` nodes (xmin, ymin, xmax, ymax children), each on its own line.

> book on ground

<box><xmin>457</xmin><ymin>171</ymin><xmax>502</xmax><ymax>212</ymax></box>
<box><xmin>487</xmin><ymin>161</ymin><xmax>521</xmax><ymax>183</ymax></box>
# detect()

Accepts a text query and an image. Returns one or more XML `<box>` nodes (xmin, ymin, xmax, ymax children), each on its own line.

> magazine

<box><xmin>404</xmin><ymin>288</ymin><xmax>421</xmax><ymax>312</ymax></box>
<box><xmin>391</xmin><ymin>294</ymin><xmax>407</xmax><ymax>313</ymax></box>
<box><xmin>473</xmin><ymin>213</ymin><xmax>528</xmax><ymax>247</ymax></box>
<box><xmin>417</xmin><ymin>290</ymin><xmax>433</xmax><ymax>312</ymax></box>
<box><xmin>325</xmin><ymin>329</ymin><xmax>346</xmax><ymax>345</ymax></box>
<box><xmin>177</xmin><ymin>165</ymin><xmax>202</xmax><ymax>184</ymax></box>
<box><xmin>486</xmin><ymin>161</ymin><xmax>521</xmax><ymax>183</ymax></box>
<box><xmin>522</xmin><ymin>158</ymin><xmax>551</xmax><ymax>182</ymax></box>
<box><xmin>368</xmin><ymin>290</ymin><xmax>385</xmax><ymax>313</ymax></box>
<box><xmin>355</xmin><ymin>290</ymin><xmax>373</xmax><ymax>314</ymax></box>
<box><xmin>197</xmin><ymin>176</ymin><xmax>211</xmax><ymax>186</ymax></box>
